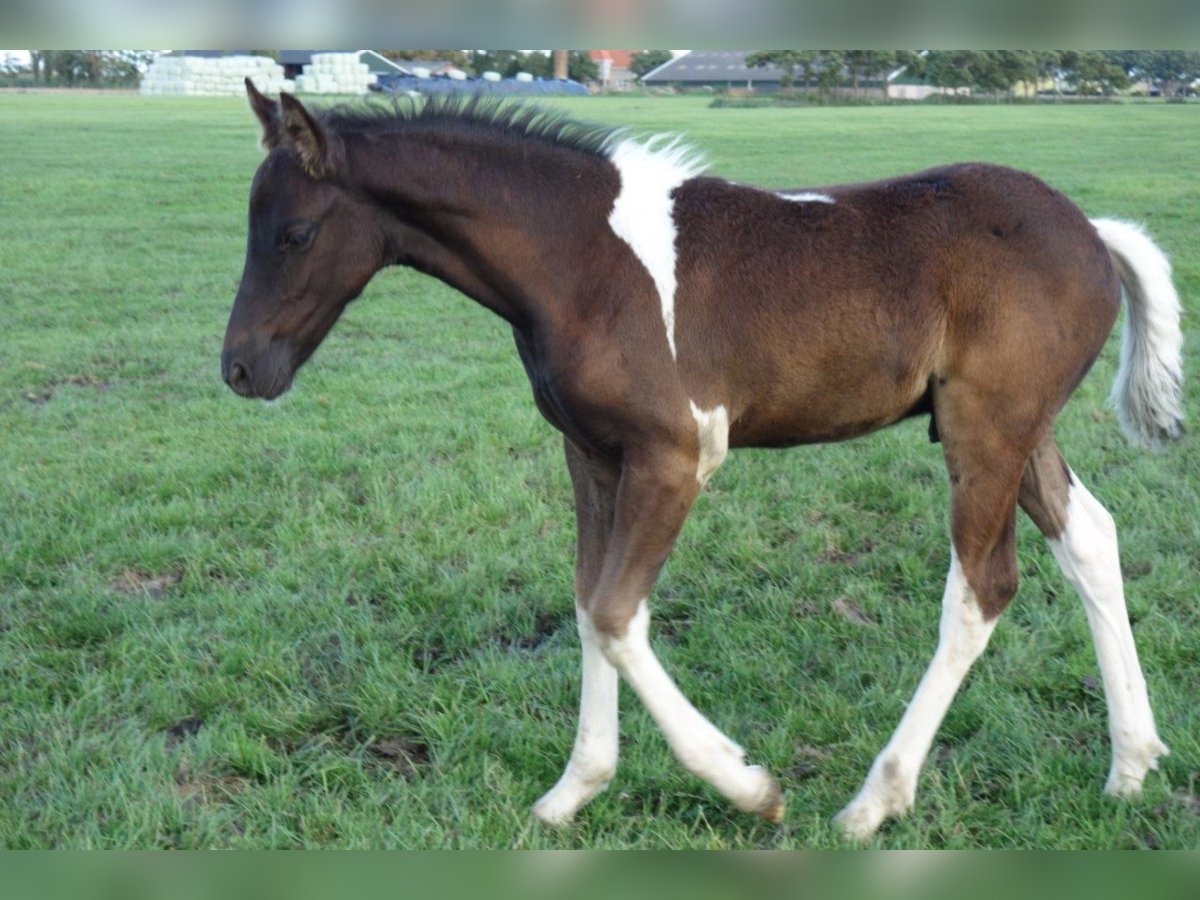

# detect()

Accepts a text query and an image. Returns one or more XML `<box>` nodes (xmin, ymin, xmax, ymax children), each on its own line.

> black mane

<box><xmin>315</xmin><ymin>93</ymin><xmax>619</xmax><ymax>158</ymax></box>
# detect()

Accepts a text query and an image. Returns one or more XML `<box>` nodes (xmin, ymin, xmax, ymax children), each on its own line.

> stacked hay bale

<box><xmin>293</xmin><ymin>53</ymin><xmax>377</xmax><ymax>94</ymax></box>
<box><xmin>140</xmin><ymin>55</ymin><xmax>292</xmax><ymax>96</ymax></box>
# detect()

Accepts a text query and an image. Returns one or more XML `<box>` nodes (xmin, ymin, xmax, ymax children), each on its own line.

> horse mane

<box><xmin>314</xmin><ymin>93</ymin><xmax>622</xmax><ymax>159</ymax></box>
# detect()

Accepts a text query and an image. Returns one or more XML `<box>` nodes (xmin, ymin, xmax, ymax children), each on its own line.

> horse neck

<box><xmin>347</xmin><ymin>128</ymin><xmax>614</xmax><ymax>330</ymax></box>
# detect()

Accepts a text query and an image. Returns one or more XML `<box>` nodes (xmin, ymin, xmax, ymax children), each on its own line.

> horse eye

<box><xmin>280</xmin><ymin>224</ymin><xmax>316</xmax><ymax>252</ymax></box>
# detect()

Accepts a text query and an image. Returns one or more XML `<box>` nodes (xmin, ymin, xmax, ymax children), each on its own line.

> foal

<box><xmin>222</xmin><ymin>82</ymin><xmax>1184</xmax><ymax>838</ymax></box>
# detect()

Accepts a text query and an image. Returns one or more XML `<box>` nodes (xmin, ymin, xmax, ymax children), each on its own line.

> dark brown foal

<box><xmin>223</xmin><ymin>84</ymin><xmax>1184</xmax><ymax>838</ymax></box>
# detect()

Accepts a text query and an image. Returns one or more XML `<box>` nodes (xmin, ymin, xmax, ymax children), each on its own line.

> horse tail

<box><xmin>1090</xmin><ymin>218</ymin><xmax>1185</xmax><ymax>449</ymax></box>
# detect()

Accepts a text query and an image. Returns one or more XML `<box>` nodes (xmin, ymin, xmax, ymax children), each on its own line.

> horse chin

<box><xmin>258</xmin><ymin>373</ymin><xmax>295</xmax><ymax>402</ymax></box>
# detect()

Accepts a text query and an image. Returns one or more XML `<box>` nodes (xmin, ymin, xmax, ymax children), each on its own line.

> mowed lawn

<box><xmin>1</xmin><ymin>92</ymin><xmax>1197</xmax><ymax>849</ymax></box>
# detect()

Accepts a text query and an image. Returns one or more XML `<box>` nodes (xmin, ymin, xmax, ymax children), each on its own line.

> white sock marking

<box><xmin>1047</xmin><ymin>472</ymin><xmax>1167</xmax><ymax>795</ymax></box>
<box><xmin>689</xmin><ymin>401</ymin><xmax>729</xmax><ymax>486</ymax></box>
<box><xmin>533</xmin><ymin>608</ymin><xmax>620</xmax><ymax>825</ymax></box>
<box><xmin>835</xmin><ymin>549</ymin><xmax>996</xmax><ymax>839</ymax></box>
<box><xmin>778</xmin><ymin>191</ymin><xmax>835</xmax><ymax>204</ymax></box>
<box><xmin>601</xmin><ymin>601</ymin><xmax>779</xmax><ymax>815</ymax></box>
<box><xmin>607</xmin><ymin>137</ymin><xmax>706</xmax><ymax>360</ymax></box>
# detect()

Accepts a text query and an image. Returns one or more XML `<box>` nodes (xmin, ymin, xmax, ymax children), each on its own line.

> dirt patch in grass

<box><xmin>783</xmin><ymin>743</ymin><xmax>834</xmax><ymax>781</ymax></box>
<box><xmin>110</xmin><ymin>568</ymin><xmax>182</xmax><ymax>599</ymax></box>
<box><xmin>21</xmin><ymin>373</ymin><xmax>112</xmax><ymax>405</ymax></box>
<box><xmin>165</xmin><ymin>715</ymin><xmax>204</xmax><ymax>746</ymax></box>
<box><xmin>173</xmin><ymin>760</ymin><xmax>249</xmax><ymax>805</ymax></box>
<box><xmin>831</xmin><ymin>596</ymin><xmax>876</xmax><ymax>628</ymax></box>
<box><xmin>500</xmin><ymin>609</ymin><xmax>563</xmax><ymax>652</ymax></box>
<box><xmin>366</xmin><ymin>735</ymin><xmax>431</xmax><ymax>779</ymax></box>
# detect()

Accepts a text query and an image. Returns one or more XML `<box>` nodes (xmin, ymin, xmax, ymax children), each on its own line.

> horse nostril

<box><xmin>226</xmin><ymin>361</ymin><xmax>249</xmax><ymax>393</ymax></box>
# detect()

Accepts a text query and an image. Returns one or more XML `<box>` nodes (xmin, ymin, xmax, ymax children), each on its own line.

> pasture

<box><xmin>0</xmin><ymin>92</ymin><xmax>1197</xmax><ymax>848</ymax></box>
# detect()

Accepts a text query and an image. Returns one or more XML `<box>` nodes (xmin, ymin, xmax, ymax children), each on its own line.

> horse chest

<box><xmin>513</xmin><ymin>329</ymin><xmax>614</xmax><ymax>455</ymax></box>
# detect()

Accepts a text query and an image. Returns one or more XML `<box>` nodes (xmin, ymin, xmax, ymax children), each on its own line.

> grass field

<box><xmin>1</xmin><ymin>92</ymin><xmax>1197</xmax><ymax>849</ymax></box>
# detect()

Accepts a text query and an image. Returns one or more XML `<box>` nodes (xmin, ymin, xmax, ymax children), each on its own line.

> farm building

<box><xmin>640</xmin><ymin>50</ymin><xmax>790</xmax><ymax>92</ymax></box>
<box><xmin>589</xmin><ymin>50</ymin><xmax>639</xmax><ymax>89</ymax></box>
<box><xmin>278</xmin><ymin>50</ymin><xmax>407</xmax><ymax>80</ymax></box>
<box><xmin>642</xmin><ymin>50</ymin><xmax>903</xmax><ymax>97</ymax></box>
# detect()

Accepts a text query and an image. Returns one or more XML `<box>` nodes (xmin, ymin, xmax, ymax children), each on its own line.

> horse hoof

<box><xmin>746</xmin><ymin>766</ymin><xmax>785</xmax><ymax>823</ymax></box>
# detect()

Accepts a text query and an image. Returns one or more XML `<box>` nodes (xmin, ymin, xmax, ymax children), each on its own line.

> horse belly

<box><xmin>729</xmin><ymin>360</ymin><xmax>933</xmax><ymax>448</ymax></box>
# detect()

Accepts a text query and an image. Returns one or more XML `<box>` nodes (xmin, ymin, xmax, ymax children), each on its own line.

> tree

<box><xmin>30</xmin><ymin>50</ymin><xmax>56</xmax><ymax>83</ymax></box>
<box><xmin>1059</xmin><ymin>51</ymin><xmax>1129</xmax><ymax>95</ymax></box>
<box><xmin>1133</xmin><ymin>50</ymin><xmax>1200</xmax><ymax>97</ymax></box>
<box><xmin>745</xmin><ymin>50</ymin><xmax>805</xmax><ymax>89</ymax></box>
<box><xmin>29</xmin><ymin>50</ymin><xmax>151</xmax><ymax>86</ymax></box>
<box><xmin>566</xmin><ymin>51</ymin><xmax>599</xmax><ymax>82</ymax></box>
<box><xmin>521</xmin><ymin>51</ymin><xmax>552</xmax><ymax>78</ymax></box>
<box><xmin>469</xmin><ymin>50</ymin><xmax>525</xmax><ymax>76</ymax></box>
<box><xmin>921</xmin><ymin>50</ymin><xmax>977</xmax><ymax>91</ymax></box>
<box><xmin>0</xmin><ymin>52</ymin><xmax>24</xmax><ymax>76</ymax></box>
<box><xmin>1033</xmin><ymin>50</ymin><xmax>1063</xmax><ymax>96</ymax></box>
<box><xmin>844</xmin><ymin>50</ymin><xmax>898</xmax><ymax>96</ymax></box>
<box><xmin>745</xmin><ymin>50</ymin><xmax>845</xmax><ymax>92</ymax></box>
<box><xmin>630</xmin><ymin>50</ymin><xmax>672</xmax><ymax>79</ymax></box>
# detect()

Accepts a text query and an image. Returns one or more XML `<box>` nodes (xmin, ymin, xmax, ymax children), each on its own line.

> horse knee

<box><xmin>960</xmin><ymin>547</ymin><xmax>1019</xmax><ymax>620</ymax></box>
<box><xmin>586</xmin><ymin>600</ymin><xmax>644</xmax><ymax>646</ymax></box>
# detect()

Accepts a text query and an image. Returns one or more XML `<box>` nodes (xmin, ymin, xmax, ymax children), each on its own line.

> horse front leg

<box><xmin>582</xmin><ymin>445</ymin><xmax>783</xmax><ymax>822</ymax></box>
<box><xmin>533</xmin><ymin>440</ymin><xmax>621</xmax><ymax>825</ymax></box>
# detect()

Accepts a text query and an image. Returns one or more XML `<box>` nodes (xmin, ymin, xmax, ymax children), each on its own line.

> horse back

<box><xmin>671</xmin><ymin>164</ymin><xmax>1120</xmax><ymax>447</ymax></box>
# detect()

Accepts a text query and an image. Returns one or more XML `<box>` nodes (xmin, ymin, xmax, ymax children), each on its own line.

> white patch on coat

<box><xmin>1047</xmin><ymin>471</ymin><xmax>1167</xmax><ymax>795</ymax></box>
<box><xmin>779</xmin><ymin>191</ymin><xmax>835</xmax><ymax>204</ymax></box>
<box><xmin>1090</xmin><ymin>218</ymin><xmax>1184</xmax><ymax>448</ymax></box>
<box><xmin>689</xmin><ymin>401</ymin><xmax>729</xmax><ymax>486</ymax></box>
<box><xmin>607</xmin><ymin>137</ymin><xmax>706</xmax><ymax>360</ymax></box>
<box><xmin>533</xmin><ymin>608</ymin><xmax>621</xmax><ymax>825</ymax></box>
<box><xmin>835</xmin><ymin>548</ymin><xmax>996</xmax><ymax>840</ymax></box>
<box><xmin>600</xmin><ymin>601</ymin><xmax>780</xmax><ymax>816</ymax></box>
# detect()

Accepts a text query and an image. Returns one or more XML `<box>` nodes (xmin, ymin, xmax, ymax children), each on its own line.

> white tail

<box><xmin>1090</xmin><ymin>218</ymin><xmax>1185</xmax><ymax>449</ymax></box>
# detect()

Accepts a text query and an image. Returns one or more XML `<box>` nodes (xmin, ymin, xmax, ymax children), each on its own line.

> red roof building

<box><xmin>589</xmin><ymin>50</ymin><xmax>639</xmax><ymax>89</ymax></box>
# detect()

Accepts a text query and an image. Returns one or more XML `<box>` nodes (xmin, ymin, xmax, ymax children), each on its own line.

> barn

<box><xmin>639</xmin><ymin>50</ymin><xmax>789</xmax><ymax>92</ymax></box>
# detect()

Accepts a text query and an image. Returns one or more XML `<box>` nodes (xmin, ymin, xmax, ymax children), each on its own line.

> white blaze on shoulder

<box><xmin>607</xmin><ymin>137</ymin><xmax>706</xmax><ymax>360</ymax></box>
<box><xmin>689</xmin><ymin>401</ymin><xmax>729</xmax><ymax>486</ymax></box>
<box><xmin>778</xmin><ymin>191</ymin><xmax>835</xmax><ymax>204</ymax></box>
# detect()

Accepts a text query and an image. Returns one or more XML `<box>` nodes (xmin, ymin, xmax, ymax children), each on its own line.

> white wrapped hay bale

<box><xmin>139</xmin><ymin>54</ymin><xmax>286</xmax><ymax>97</ymax></box>
<box><xmin>297</xmin><ymin>52</ymin><xmax>376</xmax><ymax>94</ymax></box>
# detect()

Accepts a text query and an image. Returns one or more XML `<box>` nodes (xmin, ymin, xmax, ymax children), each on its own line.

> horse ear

<box><xmin>279</xmin><ymin>92</ymin><xmax>331</xmax><ymax>179</ymax></box>
<box><xmin>245</xmin><ymin>78</ymin><xmax>281</xmax><ymax>150</ymax></box>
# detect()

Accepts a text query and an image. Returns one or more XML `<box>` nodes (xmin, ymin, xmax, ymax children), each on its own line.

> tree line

<box><xmin>8</xmin><ymin>50</ymin><xmax>604</xmax><ymax>86</ymax></box>
<box><xmin>11</xmin><ymin>50</ymin><xmax>1200</xmax><ymax>96</ymax></box>
<box><xmin>17</xmin><ymin>51</ymin><xmax>154</xmax><ymax>86</ymax></box>
<box><xmin>743</xmin><ymin>51</ymin><xmax>1200</xmax><ymax>98</ymax></box>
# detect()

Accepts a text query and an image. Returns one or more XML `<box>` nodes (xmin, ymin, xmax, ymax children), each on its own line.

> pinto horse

<box><xmin>223</xmin><ymin>80</ymin><xmax>1184</xmax><ymax>839</ymax></box>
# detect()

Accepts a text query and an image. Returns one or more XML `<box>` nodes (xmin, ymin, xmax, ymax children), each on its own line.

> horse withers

<box><xmin>222</xmin><ymin>80</ymin><xmax>1184</xmax><ymax>839</ymax></box>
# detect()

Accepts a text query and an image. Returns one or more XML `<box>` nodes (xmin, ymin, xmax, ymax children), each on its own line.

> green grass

<box><xmin>1</xmin><ymin>93</ymin><xmax>1198</xmax><ymax>848</ymax></box>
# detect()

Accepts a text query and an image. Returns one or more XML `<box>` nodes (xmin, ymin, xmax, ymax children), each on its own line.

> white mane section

<box><xmin>779</xmin><ymin>191</ymin><xmax>835</xmax><ymax>204</ymax></box>
<box><xmin>606</xmin><ymin>135</ymin><xmax>707</xmax><ymax>360</ymax></box>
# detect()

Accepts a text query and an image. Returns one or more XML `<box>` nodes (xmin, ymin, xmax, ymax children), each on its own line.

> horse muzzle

<box><xmin>221</xmin><ymin>343</ymin><xmax>294</xmax><ymax>401</ymax></box>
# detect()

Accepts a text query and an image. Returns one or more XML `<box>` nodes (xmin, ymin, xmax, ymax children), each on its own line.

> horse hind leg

<box><xmin>1018</xmin><ymin>436</ymin><xmax>1168</xmax><ymax>796</ymax></box>
<box><xmin>836</xmin><ymin>381</ymin><xmax>1027</xmax><ymax>839</ymax></box>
